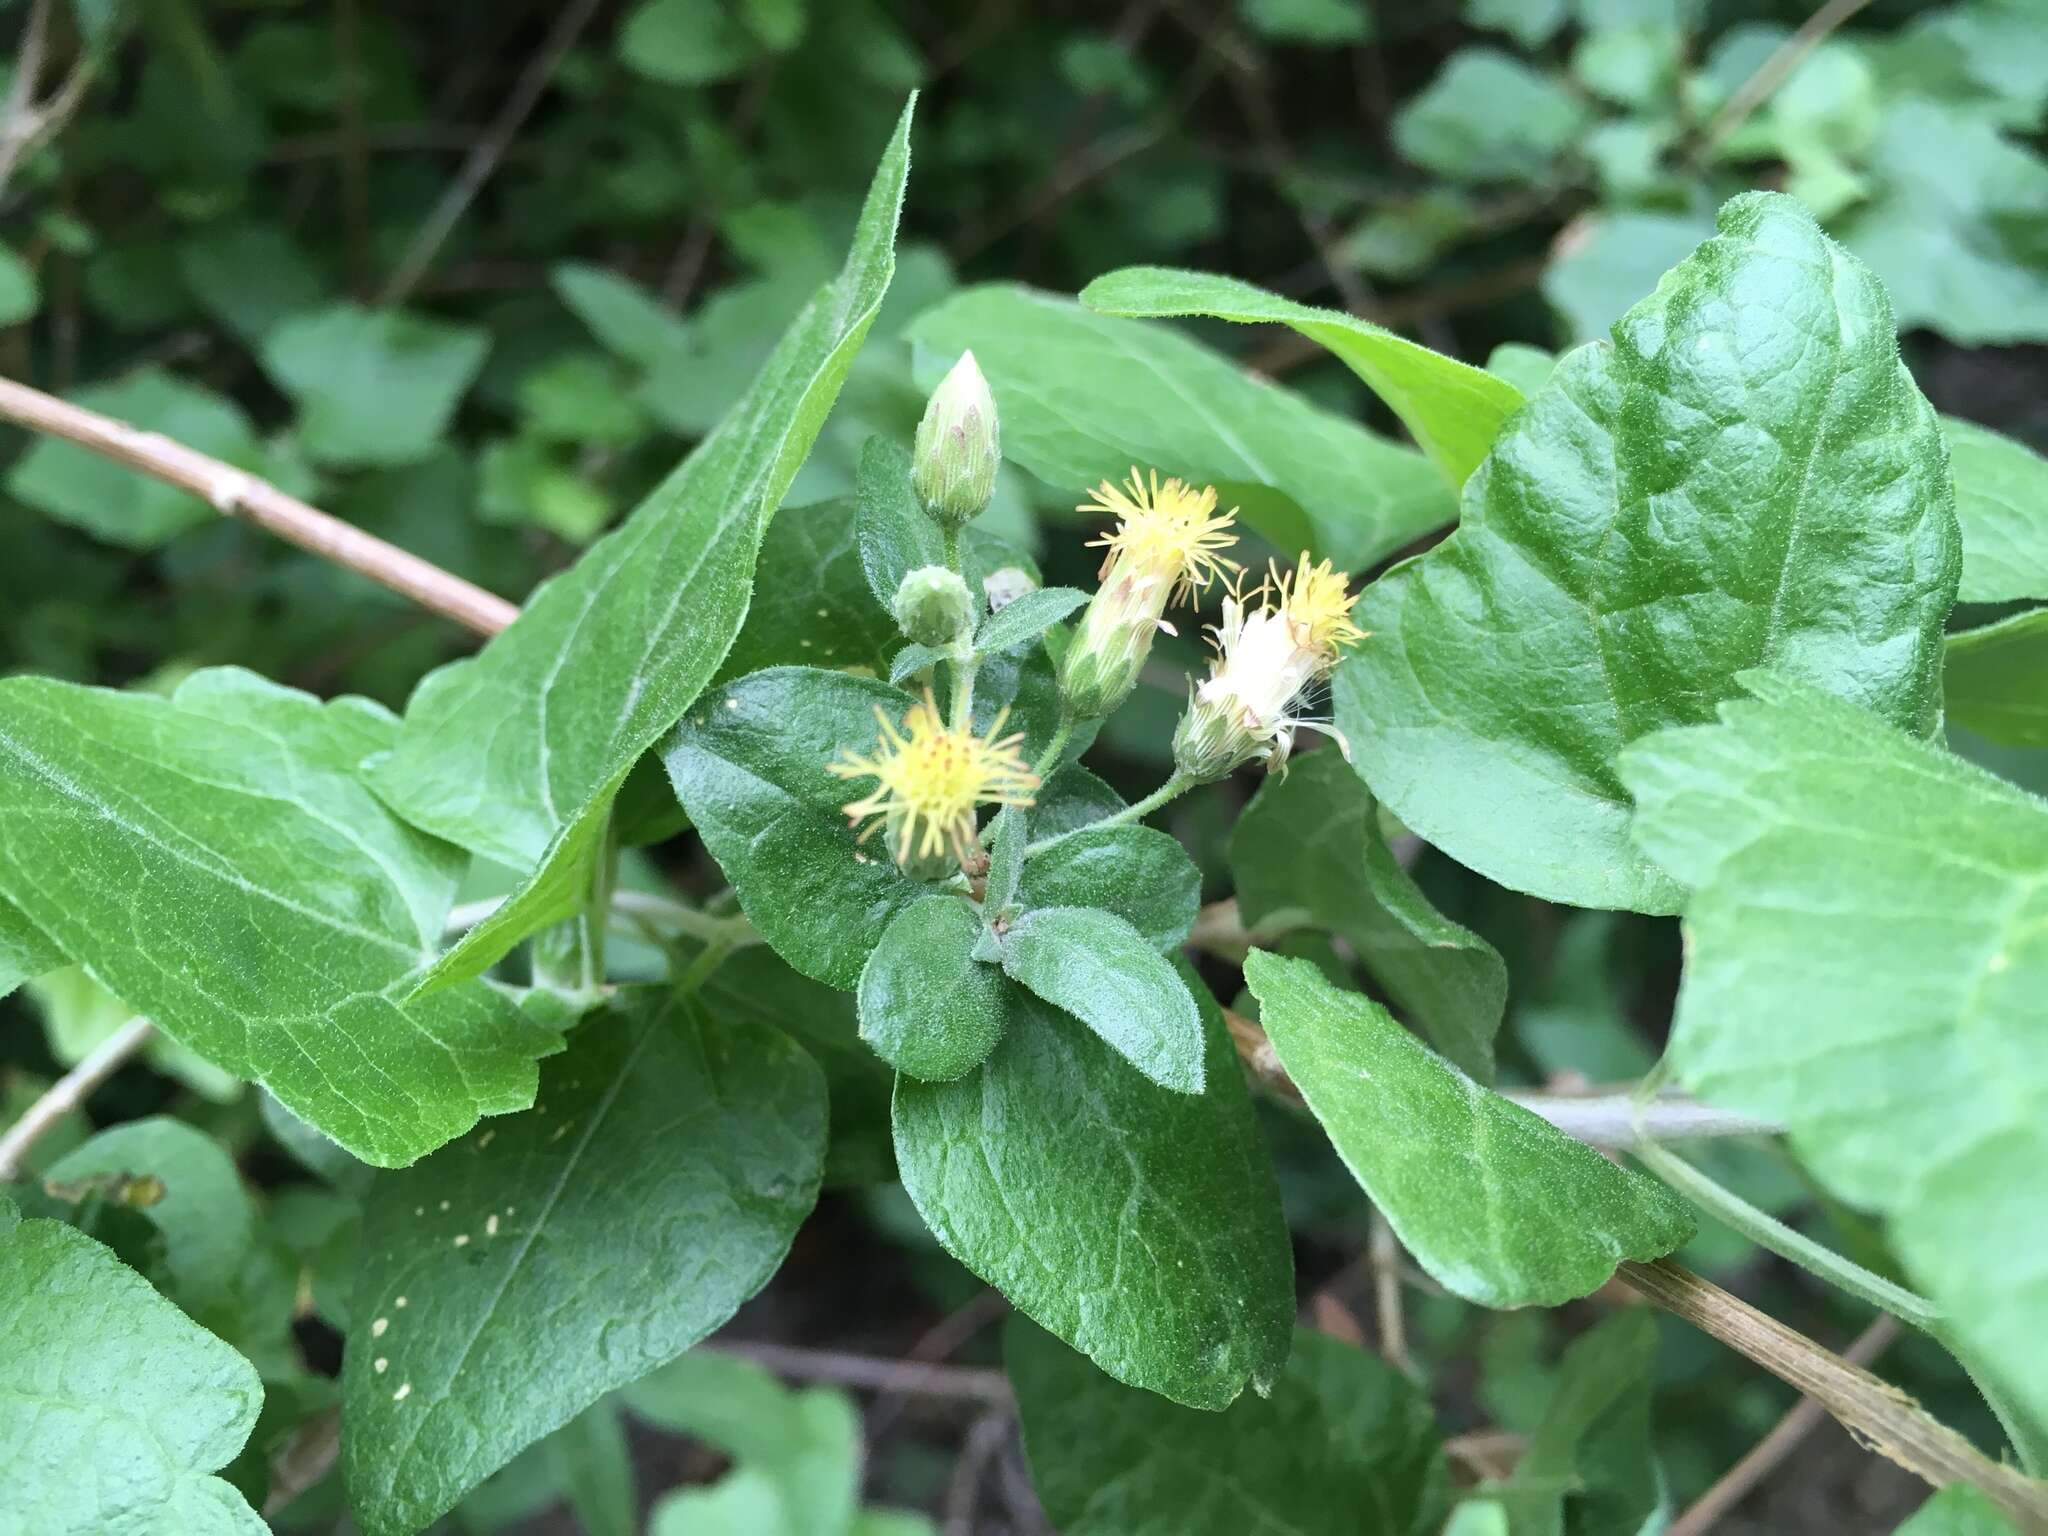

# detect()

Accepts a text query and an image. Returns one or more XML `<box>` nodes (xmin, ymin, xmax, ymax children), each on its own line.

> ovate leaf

<box><xmin>1083</xmin><ymin>267</ymin><xmax>1524</xmax><ymax>487</ymax></box>
<box><xmin>1014</xmin><ymin>824</ymin><xmax>1200</xmax><ymax>951</ymax></box>
<box><xmin>997</xmin><ymin>906</ymin><xmax>1204</xmax><ymax>1093</ymax></box>
<box><xmin>893</xmin><ymin>974</ymin><xmax>1292</xmax><ymax>1409</ymax></box>
<box><xmin>1009</xmin><ymin>1319</ymin><xmax>1449</xmax><ymax>1536</ymax></box>
<box><xmin>717</xmin><ymin>496</ymin><xmax>900</xmax><ymax>680</ymax></box>
<box><xmin>975</xmin><ymin>585</ymin><xmax>1087</xmax><ymax>655</ymax></box>
<box><xmin>1618</xmin><ymin>671</ymin><xmax>2048</xmax><ymax>1436</ymax></box>
<box><xmin>664</xmin><ymin>666</ymin><xmax>929</xmax><ymax>989</ymax></box>
<box><xmin>1233</xmin><ymin>751</ymin><xmax>1505</xmax><ymax>1080</ymax></box>
<box><xmin>855</xmin><ymin>435</ymin><xmax>943</xmax><ymax>609</ymax></box>
<box><xmin>369</xmin><ymin>100</ymin><xmax>914</xmax><ymax>990</ymax></box>
<box><xmin>0</xmin><ymin>1198</ymin><xmax>267</xmax><ymax>1535</ymax></box>
<box><xmin>1243</xmin><ymin>952</ymin><xmax>1694</xmax><ymax>1307</ymax></box>
<box><xmin>341</xmin><ymin>988</ymin><xmax>826</xmax><ymax>1535</ymax></box>
<box><xmin>260</xmin><ymin>303</ymin><xmax>489</xmax><ymax>468</ymax></box>
<box><xmin>1335</xmin><ymin>192</ymin><xmax>1959</xmax><ymax>913</ymax></box>
<box><xmin>1947</xmin><ymin>608</ymin><xmax>2048</xmax><ymax>748</ymax></box>
<box><xmin>0</xmin><ymin>668</ymin><xmax>553</xmax><ymax>1166</ymax></box>
<box><xmin>857</xmin><ymin>896</ymin><xmax>1010</xmax><ymax>1080</ymax></box>
<box><xmin>1943</xmin><ymin>416</ymin><xmax>2048</xmax><ymax>603</ymax></box>
<box><xmin>907</xmin><ymin>285</ymin><xmax>1454</xmax><ymax>571</ymax></box>
<box><xmin>1895</xmin><ymin>1485</ymin><xmax>2022</xmax><ymax>1536</ymax></box>
<box><xmin>1495</xmin><ymin>1310</ymin><xmax>1666</xmax><ymax>1536</ymax></box>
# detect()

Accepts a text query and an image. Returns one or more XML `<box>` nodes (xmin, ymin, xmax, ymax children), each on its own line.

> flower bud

<box><xmin>892</xmin><ymin>565</ymin><xmax>976</xmax><ymax>648</ymax></box>
<box><xmin>913</xmin><ymin>350</ymin><xmax>1000</xmax><ymax>528</ymax></box>
<box><xmin>982</xmin><ymin>565</ymin><xmax>1037</xmax><ymax>614</ymax></box>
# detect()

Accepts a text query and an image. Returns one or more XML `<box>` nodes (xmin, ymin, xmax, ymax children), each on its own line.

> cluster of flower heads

<box><xmin>826</xmin><ymin>353</ymin><xmax>1366</xmax><ymax>873</ymax></box>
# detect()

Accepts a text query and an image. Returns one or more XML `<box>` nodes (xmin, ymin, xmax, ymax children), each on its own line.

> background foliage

<box><xmin>3</xmin><ymin>0</ymin><xmax>2047</xmax><ymax>1531</ymax></box>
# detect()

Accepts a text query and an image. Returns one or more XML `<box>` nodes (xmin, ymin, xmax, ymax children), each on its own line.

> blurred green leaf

<box><xmin>1239</xmin><ymin>0</ymin><xmax>1372</xmax><ymax>46</ymax></box>
<box><xmin>262</xmin><ymin>304</ymin><xmax>490</xmax><ymax>468</ymax></box>
<box><xmin>1394</xmin><ymin>50</ymin><xmax>1587</xmax><ymax>185</ymax></box>
<box><xmin>1946</xmin><ymin>609</ymin><xmax>2048</xmax><ymax>748</ymax></box>
<box><xmin>621</xmin><ymin>0</ymin><xmax>759</xmax><ymax>85</ymax></box>
<box><xmin>176</xmin><ymin>221</ymin><xmax>325</xmax><ymax>345</ymax></box>
<box><xmin>0</xmin><ymin>243</ymin><xmax>39</xmax><ymax>325</ymax></box>
<box><xmin>1942</xmin><ymin>416</ymin><xmax>2048</xmax><ymax>603</ymax></box>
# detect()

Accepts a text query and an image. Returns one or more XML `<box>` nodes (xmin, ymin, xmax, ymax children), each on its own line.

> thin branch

<box><xmin>1223</xmin><ymin>1009</ymin><xmax>1784</xmax><ymax>1146</ymax></box>
<box><xmin>378</xmin><ymin>0</ymin><xmax>607</xmax><ymax>306</ymax></box>
<box><xmin>1667</xmin><ymin>1314</ymin><xmax>1901</xmax><ymax>1536</ymax></box>
<box><xmin>1616</xmin><ymin>1260</ymin><xmax>2048</xmax><ymax>1530</ymax></box>
<box><xmin>946</xmin><ymin>1413</ymin><xmax>1013</xmax><ymax>1536</ymax></box>
<box><xmin>868</xmin><ymin>1287</ymin><xmax>1012</xmax><ymax>1443</ymax></box>
<box><xmin>0</xmin><ymin>376</ymin><xmax>517</xmax><ymax>636</ymax></box>
<box><xmin>0</xmin><ymin>1015</ymin><xmax>155</xmax><ymax>1181</ymax></box>
<box><xmin>1370</xmin><ymin>1213</ymin><xmax>1408</xmax><ymax>1372</ymax></box>
<box><xmin>707</xmin><ymin>1340</ymin><xmax>1012</xmax><ymax>1403</ymax></box>
<box><xmin>1693</xmin><ymin>0</ymin><xmax>1875</xmax><ymax>163</ymax></box>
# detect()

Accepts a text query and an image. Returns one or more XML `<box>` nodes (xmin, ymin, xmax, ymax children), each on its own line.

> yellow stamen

<box><xmin>1273</xmin><ymin>553</ymin><xmax>1365</xmax><ymax>660</ymax></box>
<box><xmin>827</xmin><ymin>692</ymin><xmax>1039</xmax><ymax>866</ymax></box>
<box><xmin>1081</xmin><ymin>468</ymin><xmax>1240</xmax><ymax>604</ymax></box>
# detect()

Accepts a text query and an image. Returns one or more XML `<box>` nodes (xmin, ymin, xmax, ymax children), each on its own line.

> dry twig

<box><xmin>0</xmin><ymin>1015</ymin><xmax>154</xmax><ymax>1182</ymax></box>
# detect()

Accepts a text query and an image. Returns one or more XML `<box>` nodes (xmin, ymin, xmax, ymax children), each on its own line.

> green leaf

<box><xmin>719</xmin><ymin>496</ymin><xmax>900</xmax><ymax>682</ymax></box>
<box><xmin>1242</xmin><ymin>951</ymin><xmax>1694</xmax><ymax>1307</ymax></box>
<box><xmin>1082</xmin><ymin>267</ymin><xmax>1524</xmax><ymax>488</ymax></box>
<box><xmin>0</xmin><ymin>667</ymin><xmax>554</xmax><ymax>1167</ymax></box>
<box><xmin>370</xmin><ymin>102</ymin><xmax>914</xmax><ymax>993</ymax></box>
<box><xmin>857</xmin><ymin>896</ymin><xmax>1010</xmax><ymax>1080</ymax></box>
<box><xmin>1943</xmin><ymin>416</ymin><xmax>2048</xmax><ymax>603</ymax></box>
<box><xmin>541</xmin><ymin>1399</ymin><xmax>635</xmax><ymax>1536</ymax></box>
<box><xmin>1496</xmin><ymin>1310</ymin><xmax>1665</xmax><ymax>1536</ymax></box>
<box><xmin>1946</xmin><ymin>608</ymin><xmax>2048</xmax><ymax>748</ymax></box>
<box><xmin>1393</xmin><ymin>49</ymin><xmax>1587</xmax><ymax>185</ymax></box>
<box><xmin>855</xmin><ymin>436</ymin><xmax>944</xmax><ymax>610</ymax></box>
<box><xmin>1617</xmin><ymin>671</ymin><xmax>2048</xmax><ymax>1438</ymax></box>
<box><xmin>984</xmin><ymin>806</ymin><xmax>1026</xmax><ymax>917</ymax></box>
<box><xmin>1014</xmin><ymin>824</ymin><xmax>1199</xmax><ymax>952</ymax></box>
<box><xmin>46</xmin><ymin>1118</ymin><xmax>292</xmax><ymax>1365</ymax></box>
<box><xmin>997</xmin><ymin>906</ymin><xmax>1204</xmax><ymax>1093</ymax></box>
<box><xmin>0</xmin><ymin>901</ymin><xmax>62</xmax><ymax>999</ymax></box>
<box><xmin>261</xmin><ymin>303</ymin><xmax>489</xmax><ymax>467</ymax></box>
<box><xmin>176</xmin><ymin>220</ymin><xmax>325</xmax><ymax>344</ymax></box>
<box><xmin>665</xmin><ymin>667</ymin><xmax>930</xmax><ymax>989</ymax></box>
<box><xmin>893</xmin><ymin>970</ymin><xmax>1292</xmax><ymax>1409</ymax></box>
<box><xmin>7</xmin><ymin>369</ymin><xmax>260</xmax><ymax>547</ymax></box>
<box><xmin>341</xmin><ymin>988</ymin><xmax>827</xmax><ymax>1536</ymax></box>
<box><xmin>1465</xmin><ymin>0</ymin><xmax>1565</xmax><ymax>49</ymax></box>
<box><xmin>1233</xmin><ymin>752</ymin><xmax>1505</xmax><ymax>1080</ymax></box>
<box><xmin>620</xmin><ymin>0</ymin><xmax>759</xmax><ymax>85</ymax></box>
<box><xmin>976</xmin><ymin>585</ymin><xmax>1087</xmax><ymax>654</ymax></box>
<box><xmin>0</xmin><ymin>241</ymin><xmax>41</xmax><ymax>325</ymax></box>
<box><xmin>1335</xmin><ymin>192</ymin><xmax>1960</xmax><ymax>914</ymax></box>
<box><xmin>625</xmin><ymin>1352</ymin><xmax>861</xmax><ymax>1536</ymax></box>
<box><xmin>29</xmin><ymin>965</ymin><xmax>239</xmax><ymax>1101</ymax></box>
<box><xmin>888</xmin><ymin>641</ymin><xmax>947</xmax><ymax>685</ymax></box>
<box><xmin>1240</xmin><ymin>0</ymin><xmax>1371</xmax><ymax>45</ymax></box>
<box><xmin>0</xmin><ymin>1198</ymin><xmax>267</xmax><ymax>1535</ymax></box>
<box><xmin>1542</xmin><ymin>212</ymin><xmax>1716</xmax><ymax>344</ymax></box>
<box><xmin>1895</xmin><ymin>1485</ymin><xmax>2022</xmax><ymax>1536</ymax></box>
<box><xmin>1008</xmin><ymin>1319</ymin><xmax>1449</xmax><ymax>1536</ymax></box>
<box><xmin>651</xmin><ymin>1470</ymin><xmax>789</xmax><ymax>1535</ymax></box>
<box><xmin>907</xmin><ymin>285</ymin><xmax>1455</xmax><ymax>571</ymax></box>
<box><xmin>551</xmin><ymin>261</ymin><xmax>692</xmax><ymax>368</ymax></box>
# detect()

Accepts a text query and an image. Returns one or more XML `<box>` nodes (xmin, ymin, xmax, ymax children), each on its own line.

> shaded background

<box><xmin>2</xmin><ymin>0</ymin><xmax>2043</xmax><ymax>1530</ymax></box>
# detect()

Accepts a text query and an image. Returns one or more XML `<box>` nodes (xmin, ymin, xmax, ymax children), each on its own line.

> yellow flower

<box><xmin>1060</xmin><ymin>469</ymin><xmax>1240</xmax><ymax>720</ymax></box>
<box><xmin>1083</xmin><ymin>468</ymin><xmax>1240</xmax><ymax>604</ymax></box>
<box><xmin>828</xmin><ymin>693</ymin><xmax>1038</xmax><ymax>868</ymax></box>
<box><xmin>1172</xmin><ymin>558</ymin><xmax>1367</xmax><ymax>783</ymax></box>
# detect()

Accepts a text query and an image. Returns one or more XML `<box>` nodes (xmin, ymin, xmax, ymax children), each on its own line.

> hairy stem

<box><xmin>1024</xmin><ymin>772</ymin><xmax>1192</xmax><ymax>857</ymax></box>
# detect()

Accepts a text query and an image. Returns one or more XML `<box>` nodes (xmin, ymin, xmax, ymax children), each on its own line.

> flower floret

<box><xmin>828</xmin><ymin>693</ymin><xmax>1038</xmax><ymax>866</ymax></box>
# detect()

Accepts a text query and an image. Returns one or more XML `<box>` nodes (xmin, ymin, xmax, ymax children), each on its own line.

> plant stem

<box><xmin>1631</xmin><ymin>1136</ymin><xmax>1941</xmax><ymax>1331</ymax></box>
<box><xmin>1030</xmin><ymin>712</ymin><xmax>1075</xmax><ymax>780</ymax></box>
<box><xmin>0</xmin><ymin>1015</ymin><xmax>155</xmax><ymax>1181</ymax></box>
<box><xmin>0</xmin><ymin>377</ymin><xmax>517</xmax><ymax>636</ymax></box>
<box><xmin>1023</xmin><ymin>771</ymin><xmax>1192</xmax><ymax>857</ymax></box>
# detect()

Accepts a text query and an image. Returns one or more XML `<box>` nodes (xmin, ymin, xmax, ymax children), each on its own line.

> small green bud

<box><xmin>913</xmin><ymin>350</ymin><xmax>1000</xmax><ymax>527</ymax></box>
<box><xmin>982</xmin><ymin>565</ymin><xmax>1036</xmax><ymax>614</ymax></box>
<box><xmin>892</xmin><ymin>565</ymin><xmax>976</xmax><ymax>648</ymax></box>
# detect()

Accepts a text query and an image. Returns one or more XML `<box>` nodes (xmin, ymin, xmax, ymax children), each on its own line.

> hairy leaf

<box><xmin>341</xmin><ymin>988</ymin><xmax>826</xmax><ymax>1535</ymax></box>
<box><xmin>1244</xmin><ymin>952</ymin><xmax>1694</xmax><ymax>1306</ymax></box>
<box><xmin>893</xmin><ymin>973</ymin><xmax>1292</xmax><ymax>1409</ymax></box>
<box><xmin>1619</xmin><ymin>671</ymin><xmax>2048</xmax><ymax>1436</ymax></box>
<box><xmin>1233</xmin><ymin>752</ymin><xmax>1505</xmax><ymax>1079</ymax></box>
<box><xmin>1336</xmin><ymin>192</ymin><xmax>1959</xmax><ymax>912</ymax></box>
<box><xmin>1014</xmin><ymin>824</ymin><xmax>1200</xmax><ymax>951</ymax></box>
<box><xmin>1009</xmin><ymin>1319</ymin><xmax>1448</xmax><ymax>1536</ymax></box>
<box><xmin>1083</xmin><ymin>266</ymin><xmax>1524</xmax><ymax>486</ymax></box>
<box><xmin>0</xmin><ymin>1197</ymin><xmax>267</xmax><ymax>1535</ymax></box>
<box><xmin>368</xmin><ymin>100</ymin><xmax>914</xmax><ymax>990</ymax></box>
<box><xmin>0</xmin><ymin>667</ymin><xmax>553</xmax><ymax>1166</ymax></box>
<box><xmin>907</xmin><ymin>285</ymin><xmax>1454</xmax><ymax>570</ymax></box>
<box><xmin>857</xmin><ymin>896</ymin><xmax>1010</xmax><ymax>1080</ymax></box>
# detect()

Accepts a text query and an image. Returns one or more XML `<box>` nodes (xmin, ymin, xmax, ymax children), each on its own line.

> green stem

<box><xmin>675</xmin><ymin>932</ymin><xmax>741</xmax><ymax>996</ymax></box>
<box><xmin>1023</xmin><ymin>772</ymin><xmax>1192</xmax><ymax>858</ymax></box>
<box><xmin>1030</xmin><ymin>712</ymin><xmax>1075</xmax><ymax>780</ymax></box>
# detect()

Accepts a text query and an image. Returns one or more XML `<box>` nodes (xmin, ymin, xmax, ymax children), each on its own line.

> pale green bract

<box><xmin>368</xmin><ymin>98</ymin><xmax>916</xmax><ymax>993</ymax></box>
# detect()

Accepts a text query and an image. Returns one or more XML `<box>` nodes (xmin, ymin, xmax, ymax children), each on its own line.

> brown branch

<box><xmin>1618</xmin><ymin>1260</ymin><xmax>2048</xmax><ymax>1532</ymax></box>
<box><xmin>0</xmin><ymin>376</ymin><xmax>517</xmax><ymax>636</ymax></box>
<box><xmin>377</xmin><ymin>0</ymin><xmax>607</xmax><ymax>306</ymax></box>
<box><xmin>707</xmin><ymin>1340</ymin><xmax>1013</xmax><ymax>1403</ymax></box>
<box><xmin>0</xmin><ymin>1015</ymin><xmax>154</xmax><ymax>1181</ymax></box>
<box><xmin>1667</xmin><ymin>1314</ymin><xmax>1901</xmax><ymax>1536</ymax></box>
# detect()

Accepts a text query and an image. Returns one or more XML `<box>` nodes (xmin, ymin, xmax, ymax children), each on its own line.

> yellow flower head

<box><xmin>1082</xmin><ymin>468</ymin><xmax>1240</xmax><ymax>605</ymax></box>
<box><xmin>827</xmin><ymin>693</ymin><xmax>1039</xmax><ymax>866</ymax></box>
<box><xmin>1273</xmin><ymin>553</ymin><xmax>1366</xmax><ymax>662</ymax></box>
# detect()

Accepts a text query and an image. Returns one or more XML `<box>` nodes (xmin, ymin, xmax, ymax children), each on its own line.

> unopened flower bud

<box><xmin>982</xmin><ymin>566</ymin><xmax>1036</xmax><ymax>614</ymax></box>
<box><xmin>913</xmin><ymin>350</ymin><xmax>1000</xmax><ymax>528</ymax></box>
<box><xmin>893</xmin><ymin>565</ymin><xmax>976</xmax><ymax>648</ymax></box>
